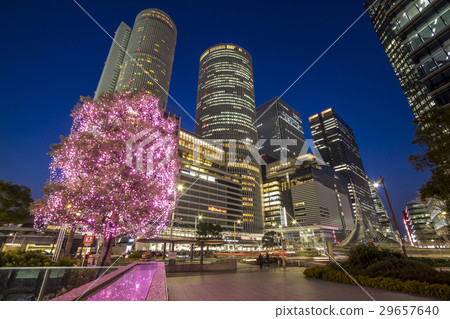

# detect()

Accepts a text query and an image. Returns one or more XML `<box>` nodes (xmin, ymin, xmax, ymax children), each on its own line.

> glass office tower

<box><xmin>365</xmin><ymin>0</ymin><xmax>450</xmax><ymax>118</ymax></box>
<box><xmin>96</xmin><ymin>9</ymin><xmax>177</xmax><ymax>109</ymax></box>
<box><xmin>309</xmin><ymin>108</ymin><xmax>379</xmax><ymax>228</ymax></box>
<box><xmin>256</xmin><ymin>97</ymin><xmax>305</xmax><ymax>162</ymax></box>
<box><xmin>195</xmin><ymin>44</ymin><xmax>263</xmax><ymax>233</ymax></box>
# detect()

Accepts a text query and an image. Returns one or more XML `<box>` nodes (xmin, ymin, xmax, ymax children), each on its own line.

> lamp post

<box><xmin>233</xmin><ymin>219</ymin><xmax>242</xmax><ymax>251</ymax></box>
<box><xmin>374</xmin><ymin>176</ymin><xmax>408</xmax><ymax>257</ymax></box>
<box><xmin>194</xmin><ymin>215</ymin><xmax>202</xmax><ymax>239</ymax></box>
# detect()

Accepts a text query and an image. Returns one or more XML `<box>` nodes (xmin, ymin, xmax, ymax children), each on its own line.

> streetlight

<box><xmin>233</xmin><ymin>219</ymin><xmax>242</xmax><ymax>251</ymax></box>
<box><xmin>374</xmin><ymin>176</ymin><xmax>408</xmax><ymax>257</ymax></box>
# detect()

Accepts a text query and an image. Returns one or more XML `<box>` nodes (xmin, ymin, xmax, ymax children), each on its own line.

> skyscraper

<box><xmin>256</xmin><ymin>97</ymin><xmax>305</xmax><ymax>162</ymax></box>
<box><xmin>309</xmin><ymin>108</ymin><xmax>379</xmax><ymax>229</ymax></box>
<box><xmin>95</xmin><ymin>9</ymin><xmax>177</xmax><ymax>108</ymax></box>
<box><xmin>364</xmin><ymin>0</ymin><xmax>449</xmax><ymax>119</ymax></box>
<box><xmin>95</xmin><ymin>22</ymin><xmax>131</xmax><ymax>99</ymax></box>
<box><xmin>195</xmin><ymin>44</ymin><xmax>263</xmax><ymax>233</ymax></box>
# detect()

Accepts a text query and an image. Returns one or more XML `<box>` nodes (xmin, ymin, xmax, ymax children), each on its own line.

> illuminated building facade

<box><xmin>262</xmin><ymin>154</ymin><xmax>354</xmax><ymax>243</ymax></box>
<box><xmin>256</xmin><ymin>97</ymin><xmax>305</xmax><ymax>162</ymax></box>
<box><xmin>309</xmin><ymin>108</ymin><xmax>379</xmax><ymax>228</ymax></box>
<box><xmin>365</xmin><ymin>0</ymin><xmax>450</xmax><ymax>119</ymax></box>
<box><xmin>95</xmin><ymin>9</ymin><xmax>177</xmax><ymax>108</ymax></box>
<box><xmin>195</xmin><ymin>44</ymin><xmax>263</xmax><ymax>233</ymax></box>
<box><xmin>173</xmin><ymin>129</ymin><xmax>244</xmax><ymax>235</ymax></box>
<box><xmin>403</xmin><ymin>200</ymin><xmax>441</xmax><ymax>246</ymax></box>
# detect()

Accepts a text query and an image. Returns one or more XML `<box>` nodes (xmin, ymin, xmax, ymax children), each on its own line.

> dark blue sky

<box><xmin>0</xmin><ymin>0</ymin><xmax>428</xmax><ymax>227</ymax></box>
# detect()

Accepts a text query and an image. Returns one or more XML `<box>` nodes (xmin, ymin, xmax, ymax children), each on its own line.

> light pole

<box><xmin>194</xmin><ymin>215</ymin><xmax>202</xmax><ymax>239</ymax></box>
<box><xmin>374</xmin><ymin>176</ymin><xmax>408</xmax><ymax>257</ymax></box>
<box><xmin>233</xmin><ymin>219</ymin><xmax>242</xmax><ymax>251</ymax></box>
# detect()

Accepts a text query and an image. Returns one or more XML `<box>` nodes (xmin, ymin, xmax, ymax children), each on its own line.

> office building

<box><xmin>95</xmin><ymin>9</ymin><xmax>177</xmax><ymax>108</ymax></box>
<box><xmin>427</xmin><ymin>199</ymin><xmax>450</xmax><ymax>241</ymax></box>
<box><xmin>309</xmin><ymin>108</ymin><xmax>379</xmax><ymax>229</ymax></box>
<box><xmin>195</xmin><ymin>44</ymin><xmax>263</xmax><ymax>233</ymax></box>
<box><xmin>403</xmin><ymin>200</ymin><xmax>442</xmax><ymax>246</ymax></box>
<box><xmin>171</xmin><ymin>129</ymin><xmax>244</xmax><ymax>236</ymax></box>
<box><xmin>256</xmin><ymin>97</ymin><xmax>305</xmax><ymax>162</ymax></box>
<box><xmin>262</xmin><ymin>154</ymin><xmax>354</xmax><ymax>244</ymax></box>
<box><xmin>365</xmin><ymin>0</ymin><xmax>450</xmax><ymax>119</ymax></box>
<box><xmin>95</xmin><ymin>22</ymin><xmax>131</xmax><ymax>98</ymax></box>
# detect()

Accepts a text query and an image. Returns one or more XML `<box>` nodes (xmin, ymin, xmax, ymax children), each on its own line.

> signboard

<box><xmin>83</xmin><ymin>235</ymin><xmax>94</xmax><ymax>246</ymax></box>
<box><xmin>169</xmin><ymin>251</ymin><xmax>177</xmax><ymax>260</ymax></box>
<box><xmin>208</xmin><ymin>206</ymin><xmax>227</xmax><ymax>213</ymax></box>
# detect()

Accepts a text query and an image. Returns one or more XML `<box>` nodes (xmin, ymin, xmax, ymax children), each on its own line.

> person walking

<box><xmin>258</xmin><ymin>253</ymin><xmax>263</xmax><ymax>269</ymax></box>
<box><xmin>265</xmin><ymin>252</ymin><xmax>270</xmax><ymax>268</ymax></box>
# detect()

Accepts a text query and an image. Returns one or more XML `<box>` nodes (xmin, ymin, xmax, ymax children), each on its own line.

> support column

<box><xmin>162</xmin><ymin>243</ymin><xmax>166</xmax><ymax>260</ymax></box>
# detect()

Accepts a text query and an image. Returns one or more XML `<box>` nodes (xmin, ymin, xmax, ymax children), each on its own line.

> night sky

<box><xmin>0</xmin><ymin>0</ymin><xmax>428</xmax><ymax>229</ymax></box>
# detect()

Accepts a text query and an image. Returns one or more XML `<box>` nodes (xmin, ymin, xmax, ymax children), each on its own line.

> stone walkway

<box><xmin>167</xmin><ymin>265</ymin><xmax>440</xmax><ymax>301</ymax></box>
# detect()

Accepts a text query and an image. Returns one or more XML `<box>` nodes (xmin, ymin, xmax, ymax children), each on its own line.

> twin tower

<box><xmin>95</xmin><ymin>9</ymin><xmax>263</xmax><ymax>232</ymax></box>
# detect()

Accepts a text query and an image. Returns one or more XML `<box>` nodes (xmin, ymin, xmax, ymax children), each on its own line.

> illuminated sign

<box><xmin>83</xmin><ymin>235</ymin><xmax>94</xmax><ymax>246</ymax></box>
<box><xmin>208</xmin><ymin>206</ymin><xmax>227</xmax><ymax>213</ymax></box>
<box><xmin>46</xmin><ymin>225</ymin><xmax>71</xmax><ymax>233</ymax></box>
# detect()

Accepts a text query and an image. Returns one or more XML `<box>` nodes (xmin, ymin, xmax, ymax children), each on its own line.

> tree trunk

<box><xmin>200</xmin><ymin>242</ymin><xmax>204</xmax><ymax>265</ymax></box>
<box><xmin>63</xmin><ymin>228</ymin><xmax>75</xmax><ymax>258</ymax></box>
<box><xmin>99</xmin><ymin>236</ymin><xmax>114</xmax><ymax>266</ymax></box>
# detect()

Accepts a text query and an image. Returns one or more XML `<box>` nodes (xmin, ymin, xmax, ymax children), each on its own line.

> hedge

<box><xmin>304</xmin><ymin>266</ymin><xmax>450</xmax><ymax>300</ymax></box>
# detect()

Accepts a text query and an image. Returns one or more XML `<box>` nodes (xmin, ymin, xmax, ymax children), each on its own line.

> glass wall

<box><xmin>0</xmin><ymin>266</ymin><xmax>118</xmax><ymax>301</ymax></box>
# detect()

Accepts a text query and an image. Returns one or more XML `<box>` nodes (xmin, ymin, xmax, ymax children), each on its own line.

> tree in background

<box><xmin>30</xmin><ymin>92</ymin><xmax>180</xmax><ymax>265</ymax></box>
<box><xmin>207</xmin><ymin>224</ymin><xmax>223</xmax><ymax>240</ymax></box>
<box><xmin>0</xmin><ymin>180</ymin><xmax>33</xmax><ymax>224</ymax></box>
<box><xmin>196</xmin><ymin>222</ymin><xmax>223</xmax><ymax>264</ymax></box>
<box><xmin>408</xmin><ymin>106</ymin><xmax>450</xmax><ymax>211</ymax></box>
<box><xmin>261</xmin><ymin>231</ymin><xmax>280</xmax><ymax>249</ymax></box>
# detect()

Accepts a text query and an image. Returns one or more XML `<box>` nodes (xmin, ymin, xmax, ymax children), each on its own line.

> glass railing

<box><xmin>0</xmin><ymin>266</ymin><xmax>120</xmax><ymax>301</ymax></box>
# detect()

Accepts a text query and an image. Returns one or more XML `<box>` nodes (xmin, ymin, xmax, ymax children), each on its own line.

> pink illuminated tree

<box><xmin>31</xmin><ymin>92</ymin><xmax>180</xmax><ymax>264</ymax></box>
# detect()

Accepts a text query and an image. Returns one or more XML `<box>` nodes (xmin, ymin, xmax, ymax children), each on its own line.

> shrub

<box><xmin>410</xmin><ymin>257</ymin><xmax>450</xmax><ymax>268</ymax></box>
<box><xmin>127</xmin><ymin>252</ymin><xmax>142</xmax><ymax>259</ymax></box>
<box><xmin>347</xmin><ymin>243</ymin><xmax>402</xmax><ymax>269</ymax></box>
<box><xmin>55</xmin><ymin>258</ymin><xmax>78</xmax><ymax>266</ymax></box>
<box><xmin>303</xmin><ymin>266</ymin><xmax>450</xmax><ymax>300</ymax></box>
<box><xmin>0</xmin><ymin>250</ymin><xmax>78</xmax><ymax>267</ymax></box>
<box><xmin>341</xmin><ymin>244</ymin><xmax>450</xmax><ymax>285</ymax></box>
<box><xmin>0</xmin><ymin>250</ymin><xmax>53</xmax><ymax>267</ymax></box>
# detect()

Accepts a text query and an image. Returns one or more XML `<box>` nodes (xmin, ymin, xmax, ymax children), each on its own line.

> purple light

<box><xmin>30</xmin><ymin>92</ymin><xmax>180</xmax><ymax>239</ymax></box>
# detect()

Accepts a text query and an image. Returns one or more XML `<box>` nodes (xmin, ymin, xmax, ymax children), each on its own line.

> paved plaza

<box><xmin>167</xmin><ymin>265</ymin><xmax>440</xmax><ymax>301</ymax></box>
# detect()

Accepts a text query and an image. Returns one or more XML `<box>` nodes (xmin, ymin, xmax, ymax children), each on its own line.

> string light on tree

<box><xmin>31</xmin><ymin>92</ymin><xmax>180</xmax><ymax>256</ymax></box>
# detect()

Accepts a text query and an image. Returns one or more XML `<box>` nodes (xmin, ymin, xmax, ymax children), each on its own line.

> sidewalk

<box><xmin>167</xmin><ymin>265</ymin><xmax>440</xmax><ymax>301</ymax></box>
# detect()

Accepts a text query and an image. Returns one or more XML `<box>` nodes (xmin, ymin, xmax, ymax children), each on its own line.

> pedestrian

<box><xmin>258</xmin><ymin>253</ymin><xmax>263</xmax><ymax>269</ymax></box>
<box><xmin>265</xmin><ymin>252</ymin><xmax>270</xmax><ymax>268</ymax></box>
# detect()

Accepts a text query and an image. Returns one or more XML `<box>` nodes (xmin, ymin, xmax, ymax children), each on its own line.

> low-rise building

<box><xmin>262</xmin><ymin>154</ymin><xmax>354</xmax><ymax>245</ymax></box>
